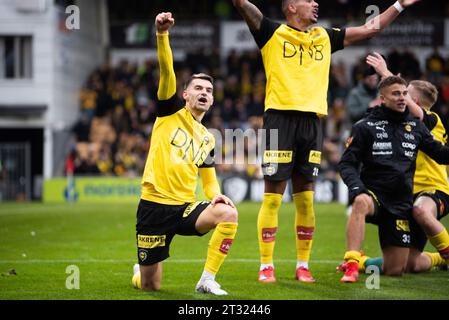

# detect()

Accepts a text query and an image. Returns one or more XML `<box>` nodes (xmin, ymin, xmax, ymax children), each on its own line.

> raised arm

<box><xmin>366</xmin><ymin>52</ymin><xmax>393</xmax><ymax>79</ymax></box>
<box><xmin>366</xmin><ymin>52</ymin><xmax>424</xmax><ymax>120</ymax></box>
<box><xmin>155</xmin><ymin>12</ymin><xmax>176</xmax><ymax>100</ymax></box>
<box><xmin>232</xmin><ymin>0</ymin><xmax>263</xmax><ymax>31</ymax></box>
<box><xmin>344</xmin><ymin>0</ymin><xmax>421</xmax><ymax>47</ymax></box>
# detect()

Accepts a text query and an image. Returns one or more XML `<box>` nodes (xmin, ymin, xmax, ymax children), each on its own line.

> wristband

<box><xmin>393</xmin><ymin>1</ymin><xmax>404</xmax><ymax>13</ymax></box>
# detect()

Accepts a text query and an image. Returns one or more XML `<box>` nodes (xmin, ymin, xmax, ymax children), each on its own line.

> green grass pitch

<box><xmin>0</xmin><ymin>201</ymin><xmax>448</xmax><ymax>300</ymax></box>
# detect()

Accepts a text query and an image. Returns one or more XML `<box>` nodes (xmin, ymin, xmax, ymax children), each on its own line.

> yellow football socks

<box><xmin>344</xmin><ymin>250</ymin><xmax>362</xmax><ymax>264</ymax></box>
<box><xmin>424</xmin><ymin>251</ymin><xmax>446</xmax><ymax>268</ymax></box>
<box><xmin>293</xmin><ymin>192</ymin><xmax>315</xmax><ymax>263</ymax></box>
<box><xmin>428</xmin><ymin>229</ymin><xmax>449</xmax><ymax>265</ymax></box>
<box><xmin>257</xmin><ymin>193</ymin><xmax>282</xmax><ymax>264</ymax></box>
<box><xmin>204</xmin><ymin>222</ymin><xmax>238</xmax><ymax>274</ymax></box>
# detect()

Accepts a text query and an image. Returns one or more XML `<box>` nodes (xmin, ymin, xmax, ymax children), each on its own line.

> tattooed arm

<box><xmin>232</xmin><ymin>0</ymin><xmax>263</xmax><ymax>31</ymax></box>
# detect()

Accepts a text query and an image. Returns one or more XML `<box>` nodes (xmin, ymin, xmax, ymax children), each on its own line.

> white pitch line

<box><xmin>0</xmin><ymin>258</ymin><xmax>341</xmax><ymax>264</ymax></box>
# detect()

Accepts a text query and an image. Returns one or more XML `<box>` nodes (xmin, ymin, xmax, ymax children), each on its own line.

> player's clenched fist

<box><xmin>155</xmin><ymin>12</ymin><xmax>174</xmax><ymax>33</ymax></box>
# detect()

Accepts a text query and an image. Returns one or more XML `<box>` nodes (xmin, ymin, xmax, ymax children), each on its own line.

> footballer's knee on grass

<box><xmin>140</xmin><ymin>263</ymin><xmax>162</xmax><ymax>291</ymax></box>
<box><xmin>196</xmin><ymin>203</ymin><xmax>238</xmax><ymax>233</ymax></box>
<box><xmin>382</xmin><ymin>247</ymin><xmax>409</xmax><ymax>276</ymax></box>
<box><xmin>405</xmin><ymin>248</ymin><xmax>430</xmax><ymax>273</ymax></box>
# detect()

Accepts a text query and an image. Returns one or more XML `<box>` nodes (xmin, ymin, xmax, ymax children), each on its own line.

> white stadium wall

<box><xmin>0</xmin><ymin>0</ymin><xmax>107</xmax><ymax>179</ymax></box>
<box><xmin>0</xmin><ymin>0</ymin><xmax>53</xmax><ymax>128</ymax></box>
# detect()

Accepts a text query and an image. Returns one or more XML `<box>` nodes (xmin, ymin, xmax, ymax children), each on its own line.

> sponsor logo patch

<box><xmin>219</xmin><ymin>239</ymin><xmax>233</xmax><ymax>254</ymax></box>
<box><xmin>137</xmin><ymin>235</ymin><xmax>166</xmax><ymax>249</ymax></box>
<box><xmin>183</xmin><ymin>201</ymin><xmax>207</xmax><ymax>218</ymax></box>
<box><xmin>262</xmin><ymin>227</ymin><xmax>277</xmax><ymax>242</ymax></box>
<box><xmin>296</xmin><ymin>226</ymin><xmax>314</xmax><ymax>240</ymax></box>
<box><xmin>396</xmin><ymin>220</ymin><xmax>410</xmax><ymax>232</ymax></box>
<box><xmin>372</xmin><ymin>142</ymin><xmax>392</xmax><ymax>150</ymax></box>
<box><xmin>263</xmin><ymin>151</ymin><xmax>293</xmax><ymax>163</ymax></box>
<box><xmin>402</xmin><ymin>142</ymin><xmax>416</xmax><ymax>150</ymax></box>
<box><xmin>308</xmin><ymin>150</ymin><xmax>321</xmax><ymax>165</ymax></box>
<box><xmin>372</xmin><ymin>151</ymin><xmax>393</xmax><ymax>155</ymax></box>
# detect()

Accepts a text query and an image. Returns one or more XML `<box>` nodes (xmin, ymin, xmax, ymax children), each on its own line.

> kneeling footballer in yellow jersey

<box><xmin>345</xmin><ymin>55</ymin><xmax>449</xmax><ymax>274</ymax></box>
<box><xmin>131</xmin><ymin>12</ymin><xmax>238</xmax><ymax>295</ymax></box>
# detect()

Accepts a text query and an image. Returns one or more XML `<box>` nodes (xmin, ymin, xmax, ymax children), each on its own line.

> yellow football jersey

<box><xmin>141</xmin><ymin>94</ymin><xmax>215</xmax><ymax>205</ymax></box>
<box><xmin>414</xmin><ymin>111</ymin><xmax>449</xmax><ymax>195</ymax></box>
<box><xmin>250</xmin><ymin>17</ymin><xmax>345</xmax><ymax>116</ymax></box>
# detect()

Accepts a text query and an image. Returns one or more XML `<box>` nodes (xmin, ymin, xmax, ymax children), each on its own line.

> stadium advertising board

<box><xmin>44</xmin><ymin>176</ymin><xmax>339</xmax><ymax>204</ymax></box>
<box><xmin>221</xmin><ymin>20</ymin><xmax>331</xmax><ymax>52</ymax></box>
<box><xmin>363</xmin><ymin>20</ymin><xmax>444</xmax><ymax>46</ymax></box>
<box><xmin>222</xmin><ymin>176</ymin><xmax>339</xmax><ymax>204</ymax></box>
<box><xmin>221</xmin><ymin>21</ymin><xmax>258</xmax><ymax>52</ymax></box>
<box><xmin>43</xmin><ymin>177</ymin><xmax>141</xmax><ymax>203</ymax></box>
<box><xmin>43</xmin><ymin>177</ymin><xmax>211</xmax><ymax>203</ymax></box>
<box><xmin>110</xmin><ymin>21</ymin><xmax>219</xmax><ymax>50</ymax></box>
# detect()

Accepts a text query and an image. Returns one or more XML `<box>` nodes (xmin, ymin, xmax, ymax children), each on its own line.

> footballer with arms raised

<box><xmin>131</xmin><ymin>12</ymin><xmax>238</xmax><ymax>295</ymax></box>
<box><xmin>232</xmin><ymin>0</ymin><xmax>421</xmax><ymax>283</ymax></box>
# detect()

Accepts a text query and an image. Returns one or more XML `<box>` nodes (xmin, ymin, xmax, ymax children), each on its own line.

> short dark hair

<box><xmin>378</xmin><ymin>76</ymin><xmax>407</xmax><ymax>93</ymax></box>
<box><xmin>409</xmin><ymin>80</ymin><xmax>438</xmax><ymax>108</ymax></box>
<box><xmin>282</xmin><ymin>0</ymin><xmax>295</xmax><ymax>15</ymax></box>
<box><xmin>184</xmin><ymin>73</ymin><xmax>214</xmax><ymax>89</ymax></box>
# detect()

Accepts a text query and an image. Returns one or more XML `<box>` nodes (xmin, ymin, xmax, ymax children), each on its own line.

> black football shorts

<box><xmin>261</xmin><ymin>109</ymin><xmax>322</xmax><ymax>182</ymax></box>
<box><xmin>136</xmin><ymin>199</ymin><xmax>210</xmax><ymax>265</ymax></box>
<box><xmin>365</xmin><ymin>193</ymin><xmax>413</xmax><ymax>249</ymax></box>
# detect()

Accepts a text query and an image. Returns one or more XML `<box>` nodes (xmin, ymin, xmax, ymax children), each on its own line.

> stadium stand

<box><xmin>69</xmin><ymin>48</ymin><xmax>449</xmax><ymax>179</ymax></box>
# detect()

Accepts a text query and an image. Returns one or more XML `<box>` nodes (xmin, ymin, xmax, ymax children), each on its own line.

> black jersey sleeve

<box><xmin>338</xmin><ymin>123</ymin><xmax>370</xmax><ymax>203</ymax></box>
<box><xmin>422</xmin><ymin>110</ymin><xmax>438</xmax><ymax>131</ymax></box>
<box><xmin>325</xmin><ymin>27</ymin><xmax>346</xmax><ymax>53</ymax></box>
<box><xmin>250</xmin><ymin>16</ymin><xmax>280</xmax><ymax>49</ymax></box>
<box><xmin>156</xmin><ymin>93</ymin><xmax>184</xmax><ymax>117</ymax></box>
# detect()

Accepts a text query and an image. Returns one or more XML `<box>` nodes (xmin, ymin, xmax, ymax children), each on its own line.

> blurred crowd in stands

<box><xmin>69</xmin><ymin>46</ymin><xmax>449</xmax><ymax>180</ymax></box>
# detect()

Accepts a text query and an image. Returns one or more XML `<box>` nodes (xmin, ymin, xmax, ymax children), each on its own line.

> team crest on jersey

<box><xmin>405</xmin><ymin>124</ymin><xmax>412</xmax><ymax>132</ymax></box>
